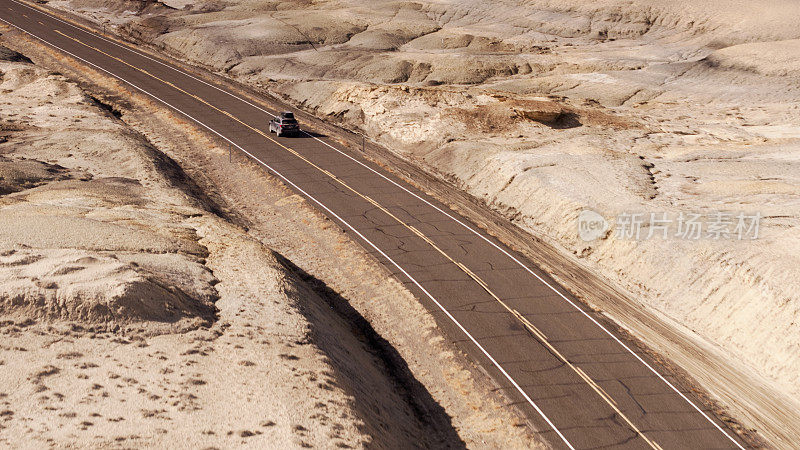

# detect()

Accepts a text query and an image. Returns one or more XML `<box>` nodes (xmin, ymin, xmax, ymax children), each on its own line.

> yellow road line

<box><xmin>53</xmin><ymin>28</ymin><xmax>660</xmax><ymax>449</ymax></box>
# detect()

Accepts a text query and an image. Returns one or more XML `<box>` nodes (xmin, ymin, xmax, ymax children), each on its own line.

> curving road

<box><xmin>0</xmin><ymin>2</ymin><xmax>749</xmax><ymax>448</ymax></box>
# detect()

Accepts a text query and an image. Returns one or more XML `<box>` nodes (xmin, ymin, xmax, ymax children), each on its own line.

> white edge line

<box><xmin>57</xmin><ymin>13</ymin><xmax>748</xmax><ymax>447</ymax></box>
<box><xmin>0</xmin><ymin>16</ymin><xmax>577</xmax><ymax>450</ymax></box>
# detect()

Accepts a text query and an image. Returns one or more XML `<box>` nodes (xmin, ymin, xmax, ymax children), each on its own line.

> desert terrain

<box><xmin>0</xmin><ymin>43</ymin><xmax>540</xmax><ymax>447</ymax></box>
<box><xmin>3</xmin><ymin>0</ymin><xmax>800</xmax><ymax>446</ymax></box>
<box><xmin>51</xmin><ymin>0</ymin><xmax>800</xmax><ymax>406</ymax></box>
<box><xmin>36</xmin><ymin>0</ymin><xmax>800</xmax><ymax>443</ymax></box>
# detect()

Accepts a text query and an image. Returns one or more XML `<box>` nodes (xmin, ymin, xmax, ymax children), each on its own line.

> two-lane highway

<box><xmin>0</xmin><ymin>2</ymin><xmax>748</xmax><ymax>447</ymax></box>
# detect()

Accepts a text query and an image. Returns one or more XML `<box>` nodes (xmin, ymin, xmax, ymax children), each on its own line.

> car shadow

<box><xmin>298</xmin><ymin>130</ymin><xmax>327</xmax><ymax>138</ymax></box>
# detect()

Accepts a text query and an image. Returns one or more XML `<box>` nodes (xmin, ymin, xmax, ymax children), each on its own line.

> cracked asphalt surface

<box><xmin>0</xmin><ymin>2</ymin><xmax>748</xmax><ymax>448</ymax></box>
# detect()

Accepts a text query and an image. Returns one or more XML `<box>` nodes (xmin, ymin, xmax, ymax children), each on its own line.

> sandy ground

<box><xmin>31</xmin><ymin>0</ymin><xmax>800</xmax><ymax>446</ymax></box>
<box><xmin>0</xmin><ymin>43</ymin><xmax>541</xmax><ymax>448</ymax></box>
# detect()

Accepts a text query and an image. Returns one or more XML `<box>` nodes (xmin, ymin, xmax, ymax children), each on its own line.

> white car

<box><xmin>269</xmin><ymin>112</ymin><xmax>300</xmax><ymax>137</ymax></box>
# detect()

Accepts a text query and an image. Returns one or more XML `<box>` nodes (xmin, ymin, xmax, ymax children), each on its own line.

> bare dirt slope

<box><xmin>0</xmin><ymin>43</ymin><xmax>539</xmax><ymax>448</ymax></box>
<box><xmin>37</xmin><ymin>0</ymin><xmax>800</xmax><ymax>445</ymax></box>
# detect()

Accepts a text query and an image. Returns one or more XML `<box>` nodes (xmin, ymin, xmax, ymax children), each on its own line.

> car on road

<box><xmin>269</xmin><ymin>112</ymin><xmax>300</xmax><ymax>137</ymax></box>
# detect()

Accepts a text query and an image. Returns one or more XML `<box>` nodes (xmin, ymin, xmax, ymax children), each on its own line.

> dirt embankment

<box><xmin>0</xmin><ymin>43</ymin><xmax>540</xmax><ymax>448</ymax></box>
<box><xmin>37</xmin><ymin>0</ymin><xmax>800</xmax><ymax>446</ymax></box>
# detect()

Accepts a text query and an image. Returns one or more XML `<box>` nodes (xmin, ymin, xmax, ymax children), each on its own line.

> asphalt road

<box><xmin>0</xmin><ymin>2</ymin><xmax>749</xmax><ymax>448</ymax></box>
